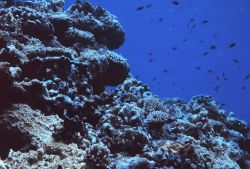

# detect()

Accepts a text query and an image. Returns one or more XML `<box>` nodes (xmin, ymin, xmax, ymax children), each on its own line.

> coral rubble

<box><xmin>0</xmin><ymin>0</ymin><xmax>249</xmax><ymax>168</ymax></box>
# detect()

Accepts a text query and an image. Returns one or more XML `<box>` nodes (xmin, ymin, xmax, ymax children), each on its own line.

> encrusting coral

<box><xmin>0</xmin><ymin>0</ymin><xmax>249</xmax><ymax>169</ymax></box>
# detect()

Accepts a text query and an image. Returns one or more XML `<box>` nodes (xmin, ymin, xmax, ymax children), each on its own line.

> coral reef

<box><xmin>0</xmin><ymin>0</ymin><xmax>249</xmax><ymax>169</ymax></box>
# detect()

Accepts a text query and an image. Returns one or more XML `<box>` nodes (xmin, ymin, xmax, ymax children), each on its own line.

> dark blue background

<box><xmin>65</xmin><ymin>0</ymin><xmax>250</xmax><ymax>123</ymax></box>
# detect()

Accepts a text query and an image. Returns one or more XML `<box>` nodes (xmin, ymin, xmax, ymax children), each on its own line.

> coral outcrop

<box><xmin>0</xmin><ymin>0</ymin><xmax>249</xmax><ymax>169</ymax></box>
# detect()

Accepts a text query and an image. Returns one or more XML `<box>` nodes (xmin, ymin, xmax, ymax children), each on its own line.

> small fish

<box><xmin>152</xmin><ymin>78</ymin><xmax>157</xmax><ymax>81</ymax></box>
<box><xmin>245</xmin><ymin>74</ymin><xmax>250</xmax><ymax>80</ymax></box>
<box><xmin>149</xmin><ymin>52</ymin><xmax>153</xmax><ymax>56</ymax></box>
<box><xmin>216</xmin><ymin>76</ymin><xmax>220</xmax><ymax>81</ymax></box>
<box><xmin>224</xmin><ymin>78</ymin><xmax>228</xmax><ymax>81</ymax></box>
<box><xmin>208</xmin><ymin>70</ymin><xmax>213</xmax><ymax>73</ymax></box>
<box><xmin>191</xmin><ymin>24</ymin><xmax>196</xmax><ymax>29</ymax></box>
<box><xmin>233</xmin><ymin>59</ymin><xmax>239</xmax><ymax>64</ymax></box>
<box><xmin>210</xmin><ymin>45</ymin><xmax>216</xmax><ymax>50</ymax></box>
<box><xmin>214</xmin><ymin>86</ymin><xmax>220</xmax><ymax>91</ymax></box>
<box><xmin>241</xmin><ymin>86</ymin><xmax>247</xmax><ymax>90</ymax></box>
<box><xmin>181</xmin><ymin>87</ymin><xmax>184</xmax><ymax>90</ymax></box>
<box><xmin>221</xmin><ymin>103</ymin><xmax>226</xmax><ymax>107</ymax></box>
<box><xmin>229</xmin><ymin>42</ymin><xmax>236</xmax><ymax>48</ymax></box>
<box><xmin>136</xmin><ymin>6</ymin><xmax>144</xmax><ymax>11</ymax></box>
<box><xmin>190</xmin><ymin>18</ymin><xmax>194</xmax><ymax>22</ymax></box>
<box><xmin>158</xmin><ymin>17</ymin><xmax>164</xmax><ymax>22</ymax></box>
<box><xmin>200</xmin><ymin>40</ymin><xmax>204</xmax><ymax>43</ymax></box>
<box><xmin>195</xmin><ymin>66</ymin><xmax>201</xmax><ymax>70</ymax></box>
<box><xmin>163</xmin><ymin>69</ymin><xmax>168</xmax><ymax>73</ymax></box>
<box><xmin>203</xmin><ymin>52</ymin><xmax>208</xmax><ymax>56</ymax></box>
<box><xmin>172</xmin><ymin>82</ymin><xmax>176</xmax><ymax>86</ymax></box>
<box><xmin>146</xmin><ymin>4</ymin><xmax>152</xmax><ymax>8</ymax></box>
<box><xmin>202</xmin><ymin>20</ymin><xmax>208</xmax><ymax>24</ymax></box>
<box><xmin>222</xmin><ymin>72</ymin><xmax>226</xmax><ymax>77</ymax></box>
<box><xmin>172</xmin><ymin>0</ymin><xmax>179</xmax><ymax>5</ymax></box>
<box><xmin>148</xmin><ymin>59</ymin><xmax>154</xmax><ymax>62</ymax></box>
<box><xmin>135</xmin><ymin>75</ymin><xmax>140</xmax><ymax>79</ymax></box>
<box><xmin>183</xmin><ymin>38</ymin><xmax>187</xmax><ymax>42</ymax></box>
<box><xmin>172</xmin><ymin>47</ymin><xmax>178</xmax><ymax>50</ymax></box>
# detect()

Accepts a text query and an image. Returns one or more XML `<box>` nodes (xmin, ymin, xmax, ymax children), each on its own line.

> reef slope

<box><xmin>0</xmin><ymin>0</ymin><xmax>249</xmax><ymax>169</ymax></box>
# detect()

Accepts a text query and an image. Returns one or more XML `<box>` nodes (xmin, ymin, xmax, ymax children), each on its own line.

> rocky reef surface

<box><xmin>0</xmin><ymin>0</ymin><xmax>249</xmax><ymax>168</ymax></box>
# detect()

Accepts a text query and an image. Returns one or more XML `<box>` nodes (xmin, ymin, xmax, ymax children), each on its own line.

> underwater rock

<box><xmin>0</xmin><ymin>0</ymin><xmax>249</xmax><ymax>169</ymax></box>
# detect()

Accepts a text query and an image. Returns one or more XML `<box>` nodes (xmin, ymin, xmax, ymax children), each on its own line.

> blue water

<box><xmin>65</xmin><ymin>0</ymin><xmax>250</xmax><ymax>124</ymax></box>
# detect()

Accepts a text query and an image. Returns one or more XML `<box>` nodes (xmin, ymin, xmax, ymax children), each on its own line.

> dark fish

<box><xmin>210</xmin><ymin>45</ymin><xmax>216</xmax><ymax>50</ymax></box>
<box><xmin>208</xmin><ymin>70</ymin><xmax>213</xmax><ymax>73</ymax></box>
<box><xmin>183</xmin><ymin>38</ymin><xmax>187</xmax><ymax>42</ymax></box>
<box><xmin>136</xmin><ymin>6</ymin><xmax>144</xmax><ymax>11</ymax></box>
<box><xmin>200</xmin><ymin>40</ymin><xmax>204</xmax><ymax>43</ymax></box>
<box><xmin>203</xmin><ymin>52</ymin><xmax>208</xmax><ymax>56</ymax></box>
<box><xmin>216</xmin><ymin>76</ymin><xmax>220</xmax><ymax>81</ymax></box>
<box><xmin>221</xmin><ymin>103</ymin><xmax>226</xmax><ymax>107</ymax></box>
<box><xmin>191</xmin><ymin>24</ymin><xmax>196</xmax><ymax>29</ymax></box>
<box><xmin>190</xmin><ymin>18</ymin><xmax>194</xmax><ymax>22</ymax></box>
<box><xmin>214</xmin><ymin>86</ymin><xmax>220</xmax><ymax>91</ymax></box>
<box><xmin>202</xmin><ymin>20</ymin><xmax>208</xmax><ymax>24</ymax></box>
<box><xmin>241</xmin><ymin>86</ymin><xmax>247</xmax><ymax>90</ymax></box>
<box><xmin>229</xmin><ymin>42</ymin><xmax>236</xmax><ymax>48</ymax></box>
<box><xmin>135</xmin><ymin>75</ymin><xmax>140</xmax><ymax>79</ymax></box>
<box><xmin>172</xmin><ymin>47</ymin><xmax>178</xmax><ymax>50</ymax></box>
<box><xmin>245</xmin><ymin>74</ymin><xmax>250</xmax><ymax>80</ymax></box>
<box><xmin>224</xmin><ymin>78</ymin><xmax>228</xmax><ymax>81</ymax></box>
<box><xmin>152</xmin><ymin>78</ymin><xmax>157</xmax><ymax>81</ymax></box>
<box><xmin>158</xmin><ymin>17</ymin><xmax>164</xmax><ymax>22</ymax></box>
<box><xmin>233</xmin><ymin>59</ymin><xmax>239</xmax><ymax>64</ymax></box>
<box><xmin>195</xmin><ymin>66</ymin><xmax>201</xmax><ymax>70</ymax></box>
<box><xmin>222</xmin><ymin>72</ymin><xmax>226</xmax><ymax>77</ymax></box>
<box><xmin>172</xmin><ymin>0</ymin><xmax>179</xmax><ymax>5</ymax></box>
<box><xmin>181</xmin><ymin>87</ymin><xmax>184</xmax><ymax>90</ymax></box>
<box><xmin>148</xmin><ymin>59</ymin><xmax>154</xmax><ymax>62</ymax></box>
<box><xmin>163</xmin><ymin>69</ymin><xmax>168</xmax><ymax>73</ymax></box>
<box><xmin>172</xmin><ymin>82</ymin><xmax>176</xmax><ymax>86</ymax></box>
<box><xmin>149</xmin><ymin>52</ymin><xmax>153</xmax><ymax>56</ymax></box>
<box><xmin>146</xmin><ymin>4</ymin><xmax>152</xmax><ymax>8</ymax></box>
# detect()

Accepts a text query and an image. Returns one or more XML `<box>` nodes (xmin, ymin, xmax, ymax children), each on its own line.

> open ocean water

<box><xmin>65</xmin><ymin>0</ymin><xmax>250</xmax><ymax>124</ymax></box>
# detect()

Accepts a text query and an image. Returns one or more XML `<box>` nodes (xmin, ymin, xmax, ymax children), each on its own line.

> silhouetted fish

<box><xmin>135</xmin><ymin>75</ymin><xmax>140</xmax><ymax>79</ymax></box>
<box><xmin>148</xmin><ymin>59</ymin><xmax>154</xmax><ymax>62</ymax></box>
<box><xmin>216</xmin><ymin>76</ymin><xmax>220</xmax><ymax>81</ymax></box>
<box><xmin>233</xmin><ymin>59</ymin><xmax>239</xmax><ymax>64</ymax></box>
<box><xmin>163</xmin><ymin>69</ymin><xmax>168</xmax><ymax>73</ymax></box>
<box><xmin>221</xmin><ymin>103</ymin><xmax>226</xmax><ymax>107</ymax></box>
<box><xmin>172</xmin><ymin>0</ymin><xmax>179</xmax><ymax>5</ymax></box>
<box><xmin>203</xmin><ymin>52</ymin><xmax>208</xmax><ymax>56</ymax></box>
<box><xmin>195</xmin><ymin>66</ymin><xmax>201</xmax><ymax>70</ymax></box>
<box><xmin>190</xmin><ymin>18</ymin><xmax>194</xmax><ymax>22</ymax></box>
<box><xmin>229</xmin><ymin>42</ymin><xmax>236</xmax><ymax>48</ymax></box>
<box><xmin>214</xmin><ymin>86</ymin><xmax>220</xmax><ymax>91</ymax></box>
<box><xmin>245</xmin><ymin>74</ymin><xmax>250</xmax><ymax>80</ymax></box>
<box><xmin>222</xmin><ymin>72</ymin><xmax>226</xmax><ymax>77</ymax></box>
<box><xmin>136</xmin><ymin>6</ymin><xmax>144</xmax><ymax>11</ymax></box>
<box><xmin>152</xmin><ymin>78</ymin><xmax>157</xmax><ymax>81</ymax></box>
<box><xmin>146</xmin><ymin>4</ymin><xmax>152</xmax><ymax>8</ymax></box>
<box><xmin>241</xmin><ymin>86</ymin><xmax>247</xmax><ymax>90</ymax></box>
<box><xmin>172</xmin><ymin>47</ymin><xmax>178</xmax><ymax>50</ymax></box>
<box><xmin>208</xmin><ymin>70</ymin><xmax>213</xmax><ymax>73</ymax></box>
<box><xmin>202</xmin><ymin>20</ymin><xmax>208</xmax><ymax>24</ymax></box>
<box><xmin>210</xmin><ymin>45</ymin><xmax>216</xmax><ymax>50</ymax></box>
<box><xmin>158</xmin><ymin>17</ymin><xmax>164</xmax><ymax>22</ymax></box>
